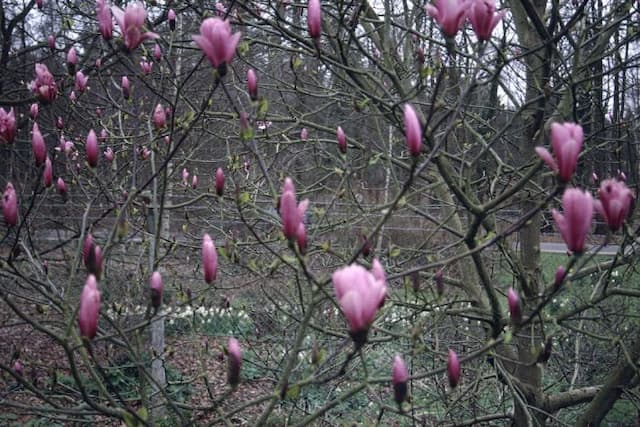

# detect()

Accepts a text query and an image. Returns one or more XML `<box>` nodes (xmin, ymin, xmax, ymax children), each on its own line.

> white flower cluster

<box><xmin>106</xmin><ymin>304</ymin><xmax>250</xmax><ymax>326</ymax></box>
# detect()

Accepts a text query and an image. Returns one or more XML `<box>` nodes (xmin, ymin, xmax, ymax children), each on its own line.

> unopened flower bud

<box><xmin>507</xmin><ymin>287</ymin><xmax>522</xmax><ymax>324</ymax></box>
<box><xmin>447</xmin><ymin>349</ymin><xmax>460</xmax><ymax>388</ymax></box>
<box><xmin>150</xmin><ymin>271</ymin><xmax>163</xmax><ymax>309</ymax></box>
<box><xmin>227</xmin><ymin>337</ymin><xmax>242</xmax><ymax>387</ymax></box>
<box><xmin>215</xmin><ymin>167</ymin><xmax>225</xmax><ymax>196</ymax></box>
<box><xmin>392</xmin><ymin>354</ymin><xmax>409</xmax><ymax>404</ymax></box>
<box><xmin>78</xmin><ymin>274</ymin><xmax>101</xmax><ymax>339</ymax></box>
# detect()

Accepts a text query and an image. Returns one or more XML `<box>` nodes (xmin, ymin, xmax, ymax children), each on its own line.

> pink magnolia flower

<box><xmin>247</xmin><ymin>69</ymin><xmax>258</xmax><ymax>101</ymax></box>
<box><xmin>507</xmin><ymin>287</ymin><xmax>522</xmax><ymax>324</ymax></box>
<box><xmin>296</xmin><ymin>222</ymin><xmax>307</xmax><ymax>254</ymax></box>
<box><xmin>2</xmin><ymin>183</ymin><xmax>18</xmax><ymax>226</ymax></box>
<box><xmin>55</xmin><ymin>116</ymin><xmax>64</xmax><ymax>130</ymax></box>
<box><xmin>78</xmin><ymin>274</ymin><xmax>101</xmax><ymax>339</ymax></box>
<box><xmin>300</xmin><ymin>128</ymin><xmax>308</xmax><ymax>141</ymax></box>
<box><xmin>47</xmin><ymin>35</ymin><xmax>55</xmax><ymax>51</ymax></box>
<box><xmin>154</xmin><ymin>43</ymin><xmax>162</xmax><ymax>61</ymax></box>
<box><xmin>202</xmin><ymin>233</ymin><xmax>218</xmax><ymax>283</ymax></box>
<box><xmin>111</xmin><ymin>2</ymin><xmax>159</xmax><ymax>51</ymax></box>
<box><xmin>96</xmin><ymin>0</ymin><xmax>113</xmax><ymax>40</ymax></box>
<box><xmin>404</xmin><ymin>104</ymin><xmax>422</xmax><ymax>157</ymax></box>
<box><xmin>447</xmin><ymin>349</ymin><xmax>460</xmax><ymax>387</ymax></box>
<box><xmin>83</xmin><ymin>235</ymin><xmax>102</xmax><ymax>279</ymax></box>
<box><xmin>594</xmin><ymin>179</ymin><xmax>634</xmax><ymax>232</ymax></box>
<box><xmin>392</xmin><ymin>354</ymin><xmax>409</xmax><ymax>404</ymax></box>
<box><xmin>140</xmin><ymin>59</ymin><xmax>152</xmax><ymax>75</ymax></box>
<box><xmin>192</xmin><ymin>18</ymin><xmax>241</xmax><ymax>71</ymax></box>
<box><xmin>75</xmin><ymin>71</ymin><xmax>88</xmax><ymax>93</ymax></box>
<box><xmin>43</xmin><ymin>157</ymin><xmax>53</xmax><ymax>187</ymax></box>
<box><xmin>13</xmin><ymin>360</ymin><xmax>23</xmax><ymax>377</ymax></box>
<box><xmin>332</xmin><ymin>262</ymin><xmax>387</xmax><ymax>344</ymax></box>
<box><xmin>215</xmin><ymin>2</ymin><xmax>227</xmax><ymax>16</ymax></box>
<box><xmin>552</xmin><ymin>188</ymin><xmax>593</xmax><ymax>254</ymax></box>
<box><xmin>67</xmin><ymin>47</ymin><xmax>77</xmax><ymax>74</ymax></box>
<box><xmin>227</xmin><ymin>337</ymin><xmax>242</xmax><ymax>387</ymax></box>
<box><xmin>140</xmin><ymin>146</ymin><xmax>151</xmax><ymax>160</ymax></box>
<box><xmin>100</xmin><ymin>129</ymin><xmax>108</xmax><ymax>141</ymax></box>
<box><xmin>192</xmin><ymin>174</ymin><xmax>199</xmax><ymax>189</ymax></box>
<box><xmin>307</xmin><ymin>0</ymin><xmax>322</xmax><ymax>39</ymax></box>
<box><xmin>426</xmin><ymin>0</ymin><xmax>469</xmax><ymax>38</ymax></box>
<box><xmin>279</xmin><ymin>177</ymin><xmax>309</xmax><ymax>241</ymax></box>
<box><xmin>32</xmin><ymin>123</ymin><xmax>47</xmax><ymax>166</ymax></box>
<box><xmin>104</xmin><ymin>147</ymin><xmax>114</xmax><ymax>162</ymax></box>
<box><xmin>86</xmin><ymin>129</ymin><xmax>99</xmax><ymax>168</ymax></box>
<box><xmin>30</xmin><ymin>103</ymin><xmax>39</xmax><ymax>120</ymax></box>
<box><xmin>153</xmin><ymin>104</ymin><xmax>166</xmax><ymax>129</ymax></box>
<box><xmin>69</xmin><ymin>91</ymin><xmax>77</xmax><ymax>103</ymax></box>
<box><xmin>181</xmin><ymin>168</ymin><xmax>189</xmax><ymax>186</ymax></box>
<box><xmin>83</xmin><ymin>233</ymin><xmax>94</xmax><ymax>267</ymax></box>
<box><xmin>337</xmin><ymin>126</ymin><xmax>347</xmax><ymax>154</ymax></box>
<box><xmin>56</xmin><ymin>177</ymin><xmax>67</xmax><ymax>197</ymax></box>
<box><xmin>36</xmin><ymin>0</ymin><xmax>43</xmax><ymax>9</ymax></box>
<box><xmin>0</xmin><ymin>108</ymin><xmax>16</xmax><ymax>144</ymax></box>
<box><xmin>150</xmin><ymin>271</ymin><xmax>163</xmax><ymax>309</ymax></box>
<box><xmin>121</xmin><ymin>76</ymin><xmax>130</xmax><ymax>99</ymax></box>
<box><xmin>468</xmin><ymin>0</ymin><xmax>505</xmax><ymax>41</ymax></box>
<box><xmin>535</xmin><ymin>122</ymin><xmax>584</xmax><ymax>183</ymax></box>
<box><xmin>215</xmin><ymin>167</ymin><xmax>225</xmax><ymax>196</ymax></box>
<box><xmin>31</xmin><ymin>64</ymin><xmax>57</xmax><ymax>103</ymax></box>
<box><xmin>168</xmin><ymin>9</ymin><xmax>176</xmax><ymax>31</ymax></box>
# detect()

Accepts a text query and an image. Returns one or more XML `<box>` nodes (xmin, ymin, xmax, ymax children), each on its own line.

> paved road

<box><xmin>540</xmin><ymin>242</ymin><xmax>620</xmax><ymax>256</ymax></box>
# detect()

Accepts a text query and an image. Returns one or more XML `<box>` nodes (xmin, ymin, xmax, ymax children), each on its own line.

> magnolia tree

<box><xmin>1</xmin><ymin>0</ymin><xmax>639</xmax><ymax>425</ymax></box>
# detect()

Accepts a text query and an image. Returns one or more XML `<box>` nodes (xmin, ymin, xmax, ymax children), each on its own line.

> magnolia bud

<box><xmin>447</xmin><ymin>349</ymin><xmax>460</xmax><ymax>388</ymax></box>
<box><xmin>154</xmin><ymin>44</ymin><xmax>162</xmax><ymax>61</ymax></box>
<box><xmin>202</xmin><ymin>233</ymin><xmax>218</xmax><ymax>283</ymax></box>
<box><xmin>30</xmin><ymin>103</ymin><xmax>39</xmax><ymax>119</ymax></box>
<box><xmin>43</xmin><ymin>157</ymin><xmax>53</xmax><ymax>187</ymax></box>
<box><xmin>67</xmin><ymin>47</ymin><xmax>77</xmax><ymax>75</ymax></box>
<box><xmin>56</xmin><ymin>177</ymin><xmax>67</xmax><ymax>198</ymax></box>
<box><xmin>150</xmin><ymin>271</ymin><xmax>163</xmax><ymax>309</ymax></box>
<box><xmin>404</xmin><ymin>104</ymin><xmax>422</xmax><ymax>157</ymax></box>
<box><xmin>86</xmin><ymin>129</ymin><xmax>99</xmax><ymax>168</ymax></box>
<box><xmin>247</xmin><ymin>69</ymin><xmax>258</xmax><ymax>101</ymax></box>
<box><xmin>32</xmin><ymin>123</ymin><xmax>46</xmax><ymax>166</ymax></box>
<box><xmin>121</xmin><ymin>76</ymin><xmax>130</xmax><ymax>99</ymax></box>
<box><xmin>337</xmin><ymin>126</ymin><xmax>347</xmax><ymax>154</ymax></box>
<box><xmin>153</xmin><ymin>104</ymin><xmax>166</xmax><ymax>129</ymax></box>
<box><xmin>392</xmin><ymin>354</ymin><xmax>409</xmax><ymax>404</ymax></box>
<box><xmin>507</xmin><ymin>287</ymin><xmax>522</xmax><ymax>324</ymax></box>
<box><xmin>168</xmin><ymin>9</ymin><xmax>176</xmax><ymax>31</ymax></box>
<box><xmin>215</xmin><ymin>167</ymin><xmax>225</xmax><ymax>196</ymax></box>
<box><xmin>78</xmin><ymin>275</ymin><xmax>101</xmax><ymax>339</ymax></box>
<box><xmin>227</xmin><ymin>337</ymin><xmax>242</xmax><ymax>387</ymax></box>
<box><xmin>3</xmin><ymin>183</ymin><xmax>18</xmax><ymax>227</ymax></box>
<box><xmin>87</xmin><ymin>245</ymin><xmax>102</xmax><ymax>279</ymax></box>
<box><xmin>13</xmin><ymin>360</ymin><xmax>23</xmax><ymax>377</ymax></box>
<box><xmin>296</xmin><ymin>222</ymin><xmax>307</xmax><ymax>255</ymax></box>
